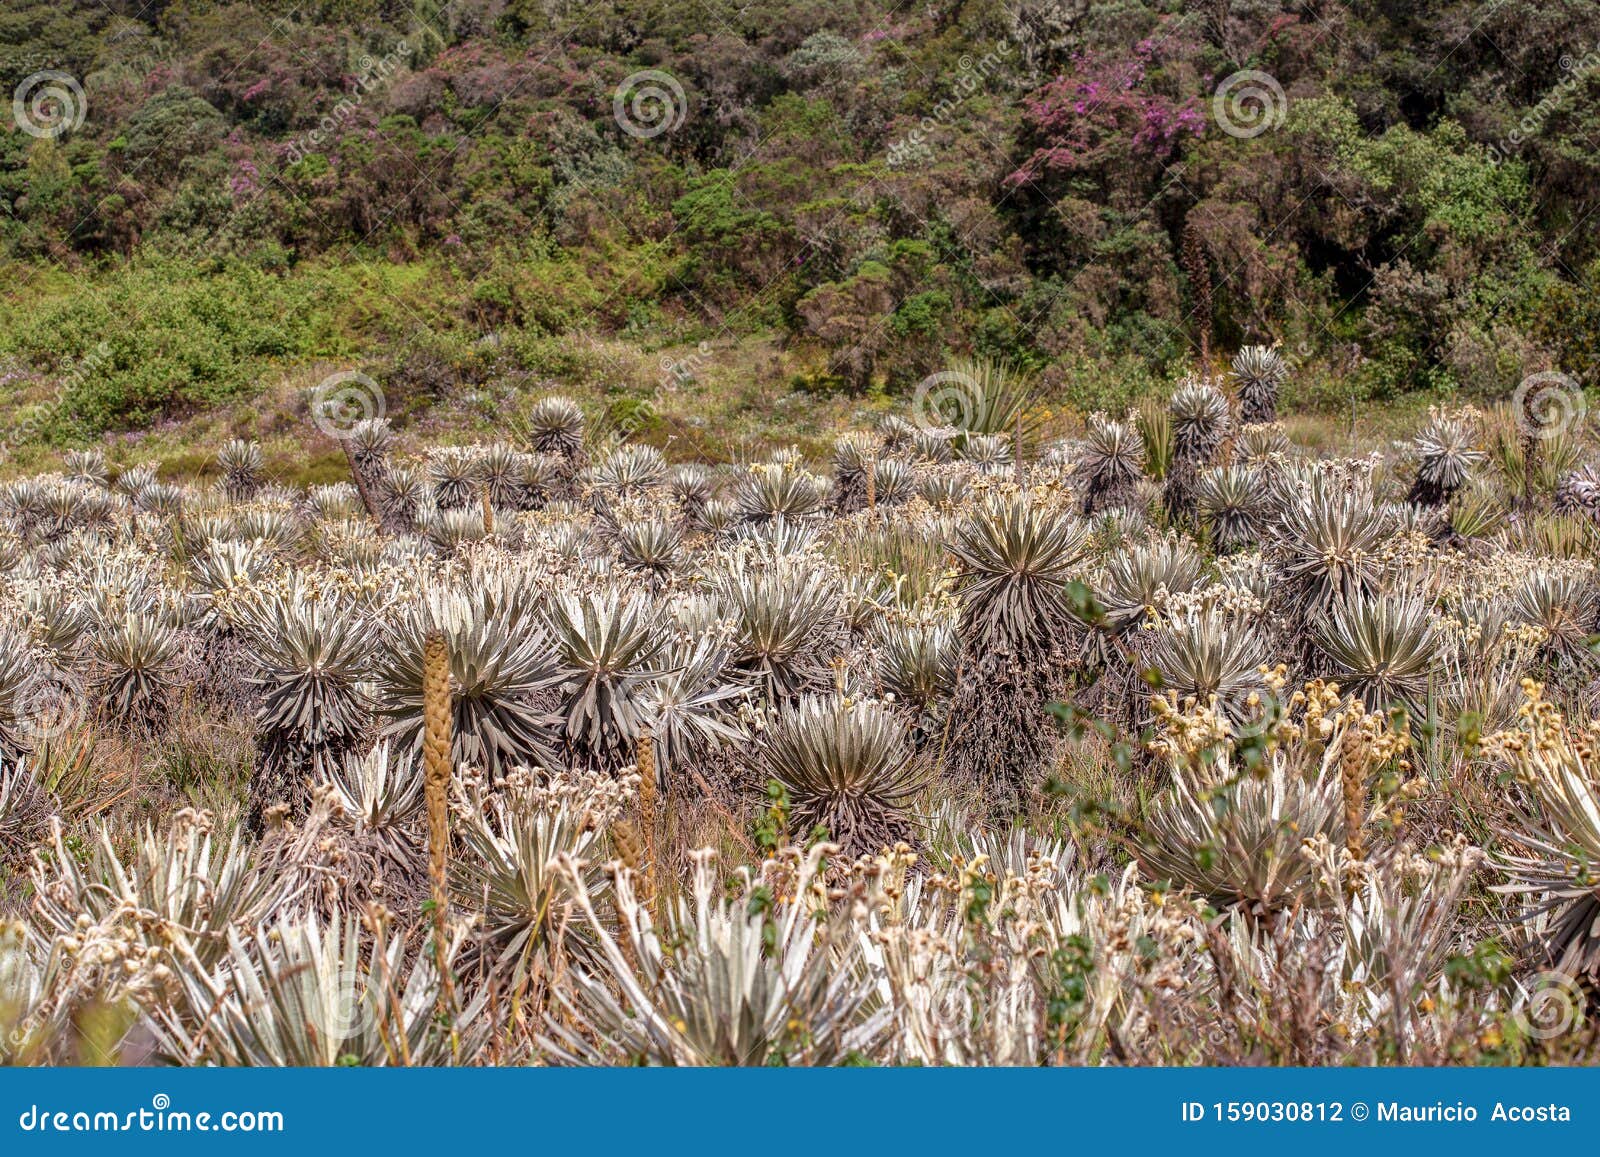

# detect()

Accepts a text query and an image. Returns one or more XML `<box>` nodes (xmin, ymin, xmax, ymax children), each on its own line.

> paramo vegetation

<box><xmin>2</xmin><ymin>353</ymin><xmax>1600</xmax><ymax>1065</ymax></box>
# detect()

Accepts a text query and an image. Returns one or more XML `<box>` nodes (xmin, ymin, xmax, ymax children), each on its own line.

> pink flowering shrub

<box><xmin>1006</xmin><ymin>38</ymin><xmax>1206</xmax><ymax>195</ymax></box>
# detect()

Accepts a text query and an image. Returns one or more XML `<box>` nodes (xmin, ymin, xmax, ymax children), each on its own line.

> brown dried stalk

<box><xmin>421</xmin><ymin>630</ymin><xmax>458</xmax><ymax>1028</ymax></box>
<box><xmin>1182</xmin><ymin>220</ymin><xmax>1212</xmax><ymax>367</ymax></box>
<box><xmin>1014</xmin><ymin>408</ymin><xmax>1025</xmax><ymax>485</ymax></box>
<box><xmin>610</xmin><ymin>819</ymin><xmax>643</xmax><ymax>975</ymax></box>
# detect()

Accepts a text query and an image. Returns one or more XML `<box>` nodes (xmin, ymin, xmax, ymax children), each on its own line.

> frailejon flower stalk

<box><xmin>421</xmin><ymin>630</ymin><xmax>458</xmax><ymax>1035</ymax></box>
<box><xmin>637</xmin><ymin>726</ymin><xmax>659</xmax><ymax>916</ymax></box>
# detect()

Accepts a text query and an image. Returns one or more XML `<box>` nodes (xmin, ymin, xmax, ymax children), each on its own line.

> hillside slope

<box><xmin>2</xmin><ymin>0</ymin><xmax>1599</xmax><ymax>474</ymax></box>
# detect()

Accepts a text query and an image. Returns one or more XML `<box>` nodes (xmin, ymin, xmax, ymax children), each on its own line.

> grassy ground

<box><xmin>0</xmin><ymin>252</ymin><xmax>1454</xmax><ymax>485</ymax></box>
<box><xmin>0</xmin><ymin>330</ymin><xmax>1443</xmax><ymax>489</ymax></box>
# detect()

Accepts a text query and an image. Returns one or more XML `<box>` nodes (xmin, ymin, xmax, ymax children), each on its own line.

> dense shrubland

<box><xmin>3</xmin><ymin>0</ymin><xmax>1600</xmax><ymax>444</ymax></box>
<box><xmin>1</xmin><ymin>354</ymin><xmax>1600</xmax><ymax>1065</ymax></box>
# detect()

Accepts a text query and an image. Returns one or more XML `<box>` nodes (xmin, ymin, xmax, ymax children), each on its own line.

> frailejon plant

<box><xmin>1230</xmin><ymin>346</ymin><xmax>1288</xmax><ymax>426</ymax></box>
<box><xmin>376</xmin><ymin>585</ymin><xmax>564</xmax><ymax>780</ymax></box>
<box><xmin>2</xmin><ymin>385</ymin><xmax>1600</xmax><ymax>1066</ymax></box>
<box><xmin>757</xmin><ymin>695</ymin><xmax>925</xmax><ymax>856</ymax></box>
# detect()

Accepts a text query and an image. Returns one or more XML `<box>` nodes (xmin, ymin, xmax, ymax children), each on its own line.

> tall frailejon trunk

<box><xmin>421</xmin><ymin>631</ymin><xmax>457</xmax><ymax>1038</ymax></box>
<box><xmin>1182</xmin><ymin>221</ymin><xmax>1212</xmax><ymax>370</ymax></box>
<box><xmin>341</xmin><ymin>439</ymin><xmax>383</xmax><ymax>525</ymax></box>
<box><xmin>1522</xmin><ymin>431</ymin><xmax>1539</xmax><ymax>512</ymax></box>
